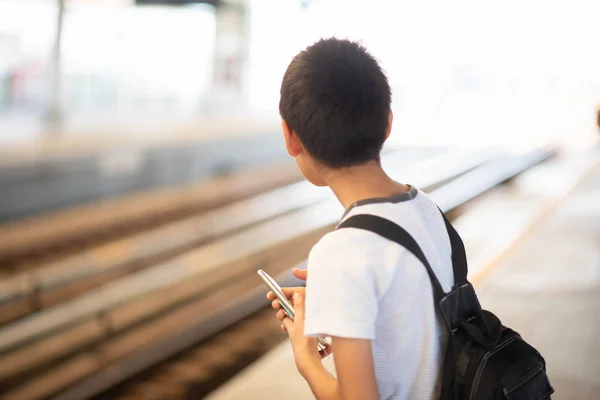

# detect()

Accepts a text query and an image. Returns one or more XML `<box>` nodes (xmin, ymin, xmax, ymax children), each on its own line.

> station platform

<box><xmin>0</xmin><ymin>114</ymin><xmax>286</xmax><ymax>222</ymax></box>
<box><xmin>0</xmin><ymin>112</ymin><xmax>281</xmax><ymax>168</ymax></box>
<box><xmin>206</xmin><ymin>159</ymin><xmax>600</xmax><ymax>400</ymax></box>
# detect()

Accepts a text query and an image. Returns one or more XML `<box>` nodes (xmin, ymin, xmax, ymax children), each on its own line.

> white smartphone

<box><xmin>257</xmin><ymin>269</ymin><xmax>330</xmax><ymax>352</ymax></box>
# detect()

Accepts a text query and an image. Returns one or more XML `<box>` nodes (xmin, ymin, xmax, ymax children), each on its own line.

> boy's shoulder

<box><xmin>309</xmin><ymin>189</ymin><xmax>438</xmax><ymax>266</ymax></box>
<box><xmin>309</xmin><ymin>204</ymin><xmax>405</xmax><ymax>266</ymax></box>
<box><xmin>306</xmin><ymin>203</ymin><xmax>419</xmax><ymax>295</ymax></box>
<box><xmin>306</xmin><ymin>226</ymin><xmax>390</xmax><ymax>291</ymax></box>
<box><xmin>311</xmin><ymin>223</ymin><xmax>380</xmax><ymax>256</ymax></box>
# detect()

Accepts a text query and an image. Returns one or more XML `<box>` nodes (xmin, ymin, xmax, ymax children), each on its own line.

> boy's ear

<box><xmin>281</xmin><ymin>120</ymin><xmax>302</xmax><ymax>157</ymax></box>
<box><xmin>384</xmin><ymin>110</ymin><xmax>394</xmax><ymax>141</ymax></box>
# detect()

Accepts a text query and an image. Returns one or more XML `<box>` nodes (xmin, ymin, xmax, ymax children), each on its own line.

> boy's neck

<box><xmin>323</xmin><ymin>162</ymin><xmax>410</xmax><ymax>210</ymax></box>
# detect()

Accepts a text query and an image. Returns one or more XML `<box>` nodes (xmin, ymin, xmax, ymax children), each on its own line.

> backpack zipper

<box><xmin>503</xmin><ymin>362</ymin><xmax>543</xmax><ymax>396</ymax></box>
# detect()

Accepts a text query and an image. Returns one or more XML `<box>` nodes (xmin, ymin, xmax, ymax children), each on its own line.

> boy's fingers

<box><xmin>292</xmin><ymin>268</ymin><xmax>308</xmax><ymax>281</ymax></box>
<box><xmin>319</xmin><ymin>344</ymin><xmax>333</xmax><ymax>359</ymax></box>
<box><xmin>280</xmin><ymin>287</ymin><xmax>301</xmax><ymax>297</ymax></box>
<box><xmin>282</xmin><ymin>317</ymin><xmax>293</xmax><ymax>331</ymax></box>
<box><xmin>276</xmin><ymin>309</ymin><xmax>286</xmax><ymax>320</ymax></box>
<box><xmin>292</xmin><ymin>292</ymin><xmax>305</xmax><ymax>320</ymax></box>
<box><xmin>267</xmin><ymin>287</ymin><xmax>305</xmax><ymax>301</ymax></box>
<box><xmin>271</xmin><ymin>299</ymin><xmax>280</xmax><ymax>309</ymax></box>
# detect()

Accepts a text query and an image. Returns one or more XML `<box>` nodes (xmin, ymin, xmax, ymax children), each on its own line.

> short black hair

<box><xmin>279</xmin><ymin>37</ymin><xmax>392</xmax><ymax>168</ymax></box>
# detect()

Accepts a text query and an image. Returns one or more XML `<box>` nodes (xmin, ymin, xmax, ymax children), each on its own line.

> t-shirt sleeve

<box><xmin>303</xmin><ymin>230</ymin><xmax>379</xmax><ymax>340</ymax></box>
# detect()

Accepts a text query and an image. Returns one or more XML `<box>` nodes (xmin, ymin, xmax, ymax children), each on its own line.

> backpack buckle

<box><xmin>439</xmin><ymin>282</ymin><xmax>481</xmax><ymax>331</ymax></box>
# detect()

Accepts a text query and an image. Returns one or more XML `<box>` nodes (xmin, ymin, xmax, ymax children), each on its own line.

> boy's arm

<box><xmin>332</xmin><ymin>337</ymin><xmax>379</xmax><ymax>400</ymax></box>
<box><xmin>302</xmin><ymin>337</ymin><xmax>379</xmax><ymax>400</ymax></box>
<box><xmin>282</xmin><ymin>233</ymin><xmax>381</xmax><ymax>399</ymax></box>
<box><xmin>300</xmin><ymin>361</ymin><xmax>339</xmax><ymax>400</ymax></box>
<box><xmin>280</xmin><ymin>291</ymin><xmax>379</xmax><ymax>400</ymax></box>
<box><xmin>269</xmin><ymin>269</ymin><xmax>379</xmax><ymax>400</ymax></box>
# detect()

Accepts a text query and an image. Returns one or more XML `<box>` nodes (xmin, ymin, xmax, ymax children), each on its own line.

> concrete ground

<box><xmin>475</xmin><ymin>166</ymin><xmax>600</xmax><ymax>400</ymax></box>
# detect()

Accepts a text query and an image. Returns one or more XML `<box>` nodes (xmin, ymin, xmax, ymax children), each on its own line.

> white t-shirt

<box><xmin>304</xmin><ymin>186</ymin><xmax>455</xmax><ymax>400</ymax></box>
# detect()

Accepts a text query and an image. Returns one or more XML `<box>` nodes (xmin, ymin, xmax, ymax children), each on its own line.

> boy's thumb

<box><xmin>292</xmin><ymin>268</ymin><xmax>308</xmax><ymax>281</ymax></box>
<box><xmin>293</xmin><ymin>292</ymin><xmax>304</xmax><ymax>316</ymax></box>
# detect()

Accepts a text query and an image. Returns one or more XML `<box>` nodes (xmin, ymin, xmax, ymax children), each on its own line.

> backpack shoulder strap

<box><xmin>438</xmin><ymin>208</ymin><xmax>469</xmax><ymax>286</ymax></box>
<box><xmin>337</xmin><ymin>214</ymin><xmax>446</xmax><ymax>302</ymax></box>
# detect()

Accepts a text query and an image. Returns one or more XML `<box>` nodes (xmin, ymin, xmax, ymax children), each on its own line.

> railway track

<box><xmin>0</xmin><ymin>146</ymin><xmax>453</xmax><ymax>326</ymax></box>
<box><xmin>0</xmin><ymin>146</ymin><xmax>554</xmax><ymax>400</ymax></box>
<box><xmin>0</xmin><ymin>159</ymin><xmax>303</xmax><ymax>269</ymax></box>
<box><xmin>0</xmin><ymin>158</ymin><xmax>308</xmax><ymax>325</ymax></box>
<box><xmin>96</xmin><ymin>308</ymin><xmax>288</xmax><ymax>400</ymax></box>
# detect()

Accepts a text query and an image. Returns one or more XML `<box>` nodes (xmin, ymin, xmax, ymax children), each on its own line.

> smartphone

<box><xmin>257</xmin><ymin>269</ymin><xmax>330</xmax><ymax>352</ymax></box>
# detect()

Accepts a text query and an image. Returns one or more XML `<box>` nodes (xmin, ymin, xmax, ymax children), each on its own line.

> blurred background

<box><xmin>1</xmin><ymin>0</ymin><xmax>599</xmax><ymax>145</ymax></box>
<box><xmin>0</xmin><ymin>1</ymin><xmax>598</xmax><ymax>399</ymax></box>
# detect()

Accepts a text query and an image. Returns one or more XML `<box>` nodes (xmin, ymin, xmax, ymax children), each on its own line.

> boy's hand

<box><xmin>266</xmin><ymin>268</ymin><xmax>333</xmax><ymax>362</ymax></box>
<box><xmin>266</xmin><ymin>268</ymin><xmax>307</xmax><ymax>312</ymax></box>
<box><xmin>282</xmin><ymin>291</ymin><xmax>332</xmax><ymax>376</ymax></box>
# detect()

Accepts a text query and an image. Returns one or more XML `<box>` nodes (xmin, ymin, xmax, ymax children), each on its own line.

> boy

<box><xmin>267</xmin><ymin>38</ymin><xmax>455</xmax><ymax>400</ymax></box>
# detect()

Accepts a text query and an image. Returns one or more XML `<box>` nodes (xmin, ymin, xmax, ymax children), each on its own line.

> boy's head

<box><xmin>279</xmin><ymin>37</ymin><xmax>393</xmax><ymax>186</ymax></box>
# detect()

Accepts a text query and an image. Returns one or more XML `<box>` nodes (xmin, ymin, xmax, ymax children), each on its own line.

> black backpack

<box><xmin>338</xmin><ymin>211</ymin><xmax>554</xmax><ymax>400</ymax></box>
